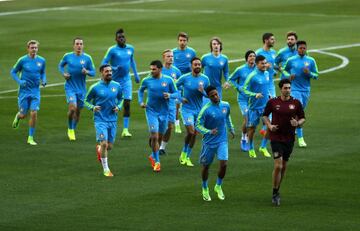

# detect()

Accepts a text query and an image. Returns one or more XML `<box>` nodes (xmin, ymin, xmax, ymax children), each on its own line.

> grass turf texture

<box><xmin>0</xmin><ymin>0</ymin><xmax>359</xmax><ymax>230</ymax></box>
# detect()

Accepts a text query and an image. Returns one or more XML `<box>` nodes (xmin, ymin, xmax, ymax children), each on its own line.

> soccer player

<box><xmin>263</xmin><ymin>78</ymin><xmax>305</xmax><ymax>206</ymax></box>
<box><xmin>11</xmin><ymin>40</ymin><xmax>46</xmax><ymax>145</ymax></box>
<box><xmin>282</xmin><ymin>40</ymin><xmax>318</xmax><ymax>147</ymax></box>
<box><xmin>243</xmin><ymin>55</ymin><xmax>271</xmax><ymax>158</ymax></box>
<box><xmin>176</xmin><ymin>57</ymin><xmax>210</xmax><ymax>167</ymax></box>
<box><xmin>85</xmin><ymin>64</ymin><xmax>123</xmax><ymax>177</ymax></box>
<box><xmin>229</xmin><ymin>50</ymin><xmax>256</xmax><ymax>152</ymax></box>
<box><xmin>172</xmin><ymin>32</ymin><xmax>197</xmax><ymax>75</ymax></box>
<box><xmin>138</xmin><ymin>60</ymin><xmax>178</xmax><ymax>172</ymax></box>
<box><xmin>196</xmin><ymin>86</ymin><xmax>235</xmax><ymax>201</ymax></box>
<box><xmin>172</xmin><ymin>32</ymin><xmax>197</xmax><ymax>133</ymax></box>
<box><xmin>58</xmin><ymin>37</ymin><xmax>96</xmax><ymax>141</ymax></box>
<box><xmin>102</xmin><ymin>28</ymin><xmax>140</xmax><ymax>138</ymax></box>
<box><xmin>275</xmin><ymin>31</ymin><xmax>298</xmax><ymax>79</ymax></box>
<box><xmin>256</xmin><ymin>32</ymin><xmax>277</xmax><ymax>97</ymax></box>
<box><xmin>159</xmin><ymin>49</ymin><xmax>182</xmax><ymax>155</ymax></box>
<box><xmin>201</xmin><ymin>37</ymin><xmax>230</xmax><ymax>101</ymax></box>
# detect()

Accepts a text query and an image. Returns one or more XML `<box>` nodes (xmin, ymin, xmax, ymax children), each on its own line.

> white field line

<box><xmin>0</xmin><ymin>43</ymin><xmax>358</xmax><ymax>97</ymax></box>
<box><xmin>0</xmin><ymin>0</ymin><xmax>166</xmax><ymax>17</ymax></box>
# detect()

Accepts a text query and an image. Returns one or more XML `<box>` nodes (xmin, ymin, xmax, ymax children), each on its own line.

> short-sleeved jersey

<box><xmin>138</xmin><ymin>75</ymin><xmax>177</xmax><ymax>114</ymax></box>
<box><xmin>85</xmin><ymin>80</ymin><xmax>123</xmax><ymax>122</ymax></box>
<box><xmin>58</xmin><ymin>52</ymin><xmax>95</xmax><ymax>92</ymax></box>
<box><xmin>101</xmin><ymin>44</ymin><xmax>136</xmax><ymax>83</ymax></box>
<box><xmin>201</xmin><ymin>53</ymin><xmax>229</xmax><ymax>88</ymax></box>
<box><xmin>176</xmin><ymin>73</ymin><xmax>210</xmax><ymax>112</ymax></box>
<box><xmin>172</xmin><ymin>47</ymin><xmax>196</xmax><ymax>74</ymax></box>
<box><xmin>11</xmin><ymin>55</ymin><xmax>46</xmax><ymax>94</ymax></box>
<box><xmin>243</xmin><ymin>68</ymin><xmax>271</xmax><ymax>110</ymax></box>
<box><xmin>283</xmin><ymin>54</ymin><xmax>319</xmax><ymax>92</ymax></box>
<box><xmin>256</xmin><ymin>48</ymin><xmax>277</xmax><ymax>79</ymax></box>
<box><xmin>263</xmin><ymin>96</ymin><xmax>305</xmax><ymax>142</ymax></box>
<box><xmin>275</xmin><ymin>46</ymin><xmax>297</xmax><ymax>79</ymax></box>
<box><xmin>196</xmin><ymin>101</ymin><xmax>234</xmax><ymax>145</ymax></box>
<box><xmin>229</xmin><ymin>63</ymin><xmax>256</xmax><ymax>101</ymax></box>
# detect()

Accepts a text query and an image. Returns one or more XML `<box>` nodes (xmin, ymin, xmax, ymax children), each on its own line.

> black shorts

<box><xmin>270</xmin><ymin>141</ymin><xmax>294</xmax><ymax>161</ymax></box>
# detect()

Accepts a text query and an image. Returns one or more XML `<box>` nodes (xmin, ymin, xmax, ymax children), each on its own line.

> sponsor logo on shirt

<box><xmin>289</xmin><ymin>104</ymin><xmax>295</xmax><ymax>110</ymax></box>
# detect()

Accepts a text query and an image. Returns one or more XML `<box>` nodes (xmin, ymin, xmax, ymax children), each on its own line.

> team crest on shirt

<box><xmin>80</xmin><ymin>60</ymin><xmax>85</xmax><ymax>65</ymax></box>
<box><xmin>220</xmin><ymin>61</ymin><xmax>224</xmax><ymax>66</ymax></box>
<box><xmin>161</xmin><ymin>82</ymin><xmax>167</xmax><ymax>87</ymax></box>
<box><xmin>100</xmin><ymin>134</ymin><xmax>104</xmax><ymax>138</ymax></box>
<box><xmin>289</xmin><ymin>104</ymin><xmax>295</xmax><ymax>110</ymax></box>
<box><xmin>36</xmin><ymin>62</ymin><xmax>42</xmax><ymax>67</ymax></box>
<box><xmin>272</xmin><ymin>54</ymin><xmax>276</xmax><ymax>59</ymax></box>
<box><xmin>304</xmin><ymin>61</ymin><xmax>310</xmax><ymax>67</ymax></box>
<box><xmin>275</xmin><ymin>105</ymin><xmax>280</xmax><ymax>110</ymax></box>
<box><xmin>111</xmin><ymin>87</ymin><xmax>117</xmax><ymax>92</ymax></box>
<box><xmin>186</xmin><ymin>53</ymin><xmax>191</xmax><ymax>58</ymax></box>
<box><xmin>222</xmin><ymin>108</ymin><xmax>227</xmax><ymax>114</ymax></box>
<box><xmin>266</xmin><ymin>76</ymin><xmax>269</xmax><ymax>81</ymax></box>
<box><xmin>171</xmin><ymin>73</ymin><xmax>176</xmax><ymax>79</ymax></box>
<box><xmin>199</xmin><ymin>81</ymin><xmax>204</xmax><ymax>87</ymax></box>
<box><xmin>127</xmin><ymin>50</ymin><xmax>132</xmax><ymax>55</ymax></box>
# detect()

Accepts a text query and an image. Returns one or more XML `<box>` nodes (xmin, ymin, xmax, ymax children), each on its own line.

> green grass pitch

<box><xmin>0</xmin><ymin>0</ymin><xmax>359</xmax><ymax>230</ymax></box>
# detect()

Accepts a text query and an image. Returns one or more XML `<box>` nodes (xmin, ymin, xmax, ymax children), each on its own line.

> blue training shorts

<box><xmin>18</xmin><ymin>92</ymin><xmax>40</xmax><ymax>114</ymax></box>
<box><xmin>168</xmin><ymin>106</ymin><xmax>176</xmax><ymax>124</ymax></box>
<box><xmin>65</xmin><ymin>89</ymin><xmax>86</xmax><ymax>108</ymax></box>
<box><xmin>145</xmin><ymin>108</ymin><xmax>168</xmax><ymax>134</ymax></box>
<box><xmin>237</xmin><ymin>98</ymin><xmax>248</xmax><ymax>116</ymax></box>
<box><xmin>181</xmin><ymin>108</ymin><xmax>199</xmax><ymax>127</ymax></box>
<box><xmin>291</xmin><ymin>90</ymin><xmax>310</xmax><ymax>109</ymax></box>
<box><xmin>199</xmin><ymin>142</ymin><xmax>228</xmax><ymax>166</ymax></box>
<box><xmin>247</xmin><ymin>108</ymin><xmax>264</xmax><ymax>128</ymax></box>
<box><xmin>95</xmin><ymin>121</ymin><xmax>117</xmax><ymax>143</ymax></box>
<box><xmin>120</xmin><ymin>79</ymin><xmax>132</xmax><ymax>100</ymax></box>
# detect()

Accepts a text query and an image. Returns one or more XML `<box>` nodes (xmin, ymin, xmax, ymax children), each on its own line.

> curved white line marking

<box><xmin>310</xmin><ymin>50</ymin><xmax>349</xmax><ymax>74</ymax></box>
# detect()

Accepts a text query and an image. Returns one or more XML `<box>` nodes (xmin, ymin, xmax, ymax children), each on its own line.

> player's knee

<box><xmin>274</xmin><ymin>160</ymin><xmax>283</xmax><ymax>171</ymax></box>
<box><xmin>30</xmin><ymin>111</ymin><xmax>37</xmax><ymax>117</ymax></box>
<box><xmin>18</xmin><ymin>113</ymin><xmax>26</xmax><ymax>119</ymax></box>
<box><xmin>107</xmin><ymin>143</ymin><xmax>113</xmax><ymax>151</ymax></box>
<box><xmin>100</xmin><ymin>141</ymin><xmax>108</xmax><ymax>150</ymax></box>
<box><xmin>150</xmin><ymin>133</ymin><xmax>158</xmax><ymax>142</ymax></box>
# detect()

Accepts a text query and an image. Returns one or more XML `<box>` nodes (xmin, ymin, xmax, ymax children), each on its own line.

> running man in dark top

<box><xmin>262</xmin><ymin>78</ymin><xmax>305</xmax><ymax>206</ymax></box>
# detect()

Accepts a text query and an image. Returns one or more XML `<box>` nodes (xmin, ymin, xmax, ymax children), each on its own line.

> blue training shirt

<box><xmin>101</xmin><ymin>44</ymin><xmax>139</xmax><ymax>83</ymax></box>
<box><xmin>201</xmin><ymin>53</ymin><xmax>229</xmax><ymax>88</ymax></box>
<box><xmin>138</xmin><ymin>74</ymin><xmax>178</xmax><ymax>115</ymax></box>
<box><xmin>256</xmin><ymin>48</ymin><xmax>277</xmax><ymax>80</ymax></box>
<box><xmin>58</xmin><ymin>52</ymin><xmax>95</xmax><ymax>93</ymax></box>
<box><xmin>196</xmin><ymin>101</ymin><xmax>235</xmax><ymax>145</ymax></box>
<box><xmin>275</xmin><ymin>46</ymin><xmax>297</xmax><ymax>79</ymax></box>
<box><xmin>11</xmin><ymin>55</ymin><xmax>46</xmax><ymax>95</ymax></box>
<box><xmin>243</xmin><ymin>68</ymin><xmax>271</xmax><ymax>110</ymax></box>
<box><xmin>85</xmin><ymin>80</ymin><xmax>123</xmax><ymax>122</ymax></box>
<box><xmin>229</xmin><ymin>63</ymin><xmax>256</xmax><ymax>102</ymax></box>
<box><xmin>176</xmin><ymin>73</ymin><xmax>210</xmax><ymax>113</ymax></box>
<box><xmin>161</xmin><ymin>65</ymin><xmax>182</xmax><ymax>109</ymax></box>
<box><xmin>172</xmin><ymin>47</ymin><xmax>196</xmax><ymax>74</ymax></box>
<box><xmin>283</xmin><ymin>54</ymin><xmax>319</xmax><ymax>92</ymax></box>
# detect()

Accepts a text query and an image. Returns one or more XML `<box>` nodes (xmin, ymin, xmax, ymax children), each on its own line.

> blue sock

<box><xmin>123</xmin><ymin>117</ymin><xmax>129</xmax><ymax>129</ymax></box>
<box><xmin>154</xmin><ymin>150</ymin><xmax>160</xmax><ymax>162</ymax></box>
<box><xmin>249</xmin><ymin>140</ymin><xmax>254</xmax><ymax>150</ymax></box>
<box><xmin>216</xmin><ymin>177</ymin><xmax>223</xmax><ymax>186</ymax></box>
<box><xmin>182</xmin><ymin>143</ymin><xmax>189</xmax><ymax>153</ymax></box>
<box><xmin>260</xmin><ymin>138</ymin><xmax>268</xmax><ymax>148</ymax></box>
<box><xmin>202</xmin><ymin>180</ymin><xmax>208</xmax><ymax>189</ymax></box>
<box><xmin>187</xmin><ymin>147</ymin><xmax>192</xmax><ymax>158</ymax></box>
<box><xmin>68</xmin><ymin>119</ymin><xmax>73</xmax><ymax>129</ymax></box>
<box><xmin>297</xmin><ymin>127</ymin><xmax>303</xmax><ymax>138</ymax></box>
<box><xmin>29</xmin><ymin>127</ymin><xmax>35</xmax><ymax>136</ymax></box>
